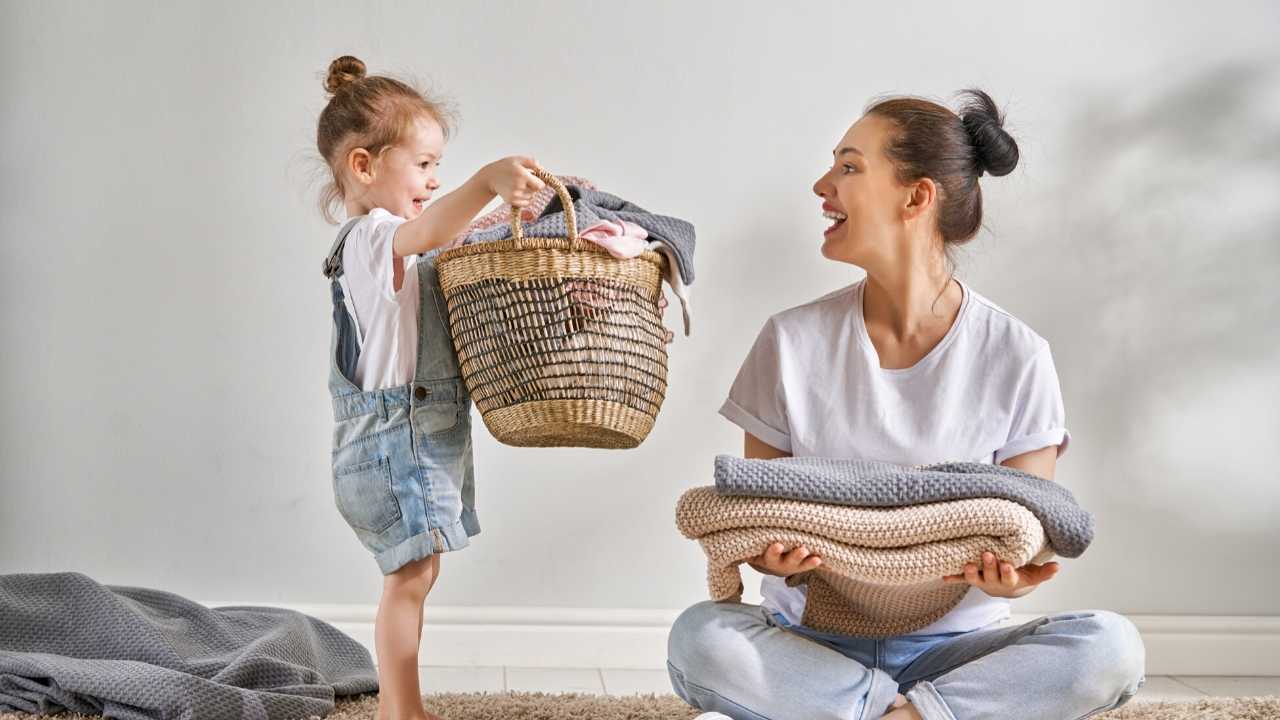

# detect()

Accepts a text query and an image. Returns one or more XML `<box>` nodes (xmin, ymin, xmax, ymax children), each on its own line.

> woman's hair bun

<box><xmin>958</xmin><ymin>89</ymin><xmax>1019</xmax><ymax>177</ymax></box>
<box><xmin>324</xmin><ymin>55</ymin><xmax>367</xmax><ymax>95</ymax></box>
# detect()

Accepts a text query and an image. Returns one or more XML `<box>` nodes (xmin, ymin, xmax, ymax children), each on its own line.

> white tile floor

<box><xmin>415</xmin><ymin>667</ymin><xmax>1280</xmax><ymax>702</ymax></box>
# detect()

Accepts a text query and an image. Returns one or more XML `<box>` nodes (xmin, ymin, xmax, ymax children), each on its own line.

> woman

<box><xmin>667</xmin><ymin>90</ymin><xmax>1146</xmax><ymax>720</ymax></box>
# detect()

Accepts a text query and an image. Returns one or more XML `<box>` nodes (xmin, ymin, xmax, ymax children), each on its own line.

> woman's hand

<box><xmin>482</xmin><ymin>156</ymin><xmax>545</xmax><ymax>208</ymax></box>
<box><xmin>943</xmin><ymin>551</ymin><xmax>1059</xmax><ymax>599</ymax></box>
<box><xmin>746</xmin><ymin>542</ymin><xmax>822</xmax><ymax>578</ymax></box>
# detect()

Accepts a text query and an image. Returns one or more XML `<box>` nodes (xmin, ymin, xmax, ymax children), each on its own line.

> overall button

<box><xmin>414</xmin><ymin>386</ymin><xmax>431</xmax><ymax>401</ymax></box>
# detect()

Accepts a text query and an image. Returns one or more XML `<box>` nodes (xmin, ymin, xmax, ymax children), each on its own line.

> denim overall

<box><xmin>322</xmin><ymin>217</ymin><xmax>479</xmax><ymax>575</ymax></box>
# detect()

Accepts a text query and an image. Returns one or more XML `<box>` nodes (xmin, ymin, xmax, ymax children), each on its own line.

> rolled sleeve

<box><xmin>719</xmin><ymin>397</ymin><xmax>792</xmax><ymax>453</ymax></box>
<box><xmin>994</xmin><ymin>343</ymin><xmax>1070</xmax><ymax>464</ymax></box>
<box><xmin>720</xmin><ymin>317</ymin><xmax>792</xmax><ymax>452</ymax></box>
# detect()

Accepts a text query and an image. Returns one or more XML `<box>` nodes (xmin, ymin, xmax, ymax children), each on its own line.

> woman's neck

<box><xmin>862</xmin><ymin>264</ymin><xmax>960</xmax><ymax>342</ymax></box>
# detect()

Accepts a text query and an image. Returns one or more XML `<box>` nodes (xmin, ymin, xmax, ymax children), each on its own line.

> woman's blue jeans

<box><xmin>667</xmin><ymin>600</ymin><xmax>1145</xmax><ymax>720</ymax></box>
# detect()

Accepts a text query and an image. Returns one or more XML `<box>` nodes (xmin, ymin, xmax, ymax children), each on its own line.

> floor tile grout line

<box><xmin>1169</xmin><ymin>676</ymin><xmax>1211</xmax><ymax>695</ymax></box>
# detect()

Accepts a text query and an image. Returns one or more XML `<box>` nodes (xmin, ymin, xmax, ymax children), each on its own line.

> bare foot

<box><xmin>882</xmin><ymin>694</ymin><xmax>922</xmax><ymax>720</ymax></box>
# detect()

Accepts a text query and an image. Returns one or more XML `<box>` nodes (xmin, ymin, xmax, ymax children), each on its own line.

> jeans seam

<box><xmin>860</xmin><ymin>669</ymin><xmax>901</xmax><ymax>720</ymax></box>
<box><xmin>1074</xmin><ymin>700</ymin><xmax>1121</xmax><ymax>720</ymax></box>
<box><xmin>905</xmin><ymin>680</ymin><xmax>958</xmax><ymax>720</ymax></box>
<box><xmin>1071</xmin><ymin>684</ymin><xmax>1142</xmax><ymax>720</ymax></box>
<box><xmin>667</xmin><ymin>661</ymin><xmax>773</xmax><ymax>720</ymax></box>
<box><xmin>900</xmin><ymin>617</ymin><xmax>1051</xmax><ymax>687</ymax></box>
<box><xmin>332</xmin><ymin>418</ymin><xmax>410</xmax><ymax>452</ymax></box>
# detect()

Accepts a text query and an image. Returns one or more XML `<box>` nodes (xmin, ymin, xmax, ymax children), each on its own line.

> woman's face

<box><xmin>812</xmin><ymin>114</ymin><xmax>909</xmax><ymax>266</ymax></box>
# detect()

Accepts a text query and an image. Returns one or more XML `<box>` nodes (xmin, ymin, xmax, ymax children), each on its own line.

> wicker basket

<box><xmin>435</xmin><ymin>170</ymin><xmax>669</xmax><ymax>448</ymax></box>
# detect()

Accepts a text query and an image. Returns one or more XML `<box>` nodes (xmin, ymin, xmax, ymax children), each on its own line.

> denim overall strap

<box><xmin>327</xmin><ymin>244</ymin><xmax>469</xmax><ymax>421</ymax></box>
<box><xmin>407</xmin><ymin>248</ymin><xmax>469</xmax><ymax>404</ymax></box>
<box><xmin>322</xmin><ymin>217</ymin><xmax>362</xmax><ymax>281</ymax></box>
<box><xmin>325</xmin><ymin>217</ymin><xmax>368</xmax><ymax>399</ymax></box>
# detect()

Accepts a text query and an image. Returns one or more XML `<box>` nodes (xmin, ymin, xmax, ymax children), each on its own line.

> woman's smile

<box><xmin>822</xmin><ymin>202</ymin><xmax>847</xmax><ymax>236</ymax></box>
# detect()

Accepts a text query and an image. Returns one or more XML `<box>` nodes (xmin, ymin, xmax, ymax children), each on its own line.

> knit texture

<box><xmin>676</xmin><ymin>488</ymin><xmax>1053</xmax><ymax>637</ymax></box>
<box><xmin>715</xmin><ymin>455</ymin><xmax>1094</xmax><ymax>557</ymax></box>
<box><xmin>0</xmin><ymin>572</ymin><xmax>377</xmax><ymax>719</ymax></box>
<box><xmin>448</xmin><ymin>174</ymin><xmax>598</xmax><ymax>248</ymax></box>
<box><xmin>462</xmin><ymin>185</ymin><xmax>696</xmax><ymax>285</ymax></box>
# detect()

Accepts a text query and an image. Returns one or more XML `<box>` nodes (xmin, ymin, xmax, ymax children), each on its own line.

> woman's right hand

<box><xmin>746</xmin><ymin>542</ymin><xmax>822</xmax><ymax>577</ymax></box>
<box><xmin>482</xmin><ymin>156</ymin><xmax>545</xmax><ymax>208</ymax></box>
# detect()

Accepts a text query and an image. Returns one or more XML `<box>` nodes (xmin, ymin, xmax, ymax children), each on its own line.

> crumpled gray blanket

<box><xmin>463</xmin><ymin>185</ymin><xmax>697</xmax><ymax>286</ymax></box>
<box><xmin>0</xmin><ymin>572</ymin><xmax>376</xmax><ymax>720</ymax></box>
<box><xmin>714</xmin><ymin>455</ymin><xmax>1094</xmax><ymax>557</ymax></box>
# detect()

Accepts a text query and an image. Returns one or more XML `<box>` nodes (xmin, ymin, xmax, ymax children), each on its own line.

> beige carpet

<box><xmin>2</xmin><ymin>692</ymin><xmax>1278</xmax><ymax>719</ymax></box>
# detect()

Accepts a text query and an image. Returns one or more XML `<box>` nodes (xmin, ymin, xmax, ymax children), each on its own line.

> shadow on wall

<box><xmin>998</xmin><ymin>60</ymin><xmax>1280</xmax><ymax>565</ymax></box>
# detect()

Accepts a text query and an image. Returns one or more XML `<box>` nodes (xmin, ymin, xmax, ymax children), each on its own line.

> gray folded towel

<box><xmin>714</xmin><ymin>455</ymin><xmax>1093</xmax><ymax>557</ymax></box>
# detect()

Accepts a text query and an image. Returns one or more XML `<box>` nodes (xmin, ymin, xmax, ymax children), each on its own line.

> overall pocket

<box><xmin>411</xmin><ymin>397</ymin><xmax>462</xmax><ymax>437</ymax></box>
<box><xmin>332</xmin><ymin>456</ymin><xmax>403</xmax><ymax>533</ymax></box>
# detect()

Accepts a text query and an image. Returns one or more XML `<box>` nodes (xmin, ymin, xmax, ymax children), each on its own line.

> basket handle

<box><xmin>510</xmin><ymin>168</ymin><xmax>582</xmax><ymax>251</ymax></box>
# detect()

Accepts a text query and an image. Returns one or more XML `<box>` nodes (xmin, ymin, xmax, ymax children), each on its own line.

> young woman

<box><xmin>666</xmin><ymin>90</ymin><xmax>1145</xmax><ymax>720</ymax></box>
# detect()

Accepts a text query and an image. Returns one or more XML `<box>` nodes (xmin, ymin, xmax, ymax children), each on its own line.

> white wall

<box><xmin>2</xmin><ymin>0</ymin><xmax>1277</xmax><ymax>623</ymax></box>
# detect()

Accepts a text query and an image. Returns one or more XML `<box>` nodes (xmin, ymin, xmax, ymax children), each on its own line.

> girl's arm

<box><xmin>393</xmin><ymin>156</ymin><xmax>542</xmax><ymax>258</ymax></box>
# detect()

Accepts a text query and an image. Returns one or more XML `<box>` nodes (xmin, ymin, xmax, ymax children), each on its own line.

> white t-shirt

<box><xmin>338</xmin><ymin>209</ymin><xmax>420</xmax><ymax>391</ymax></box>
<box><xmin>718</xmin><ymin>276</ymin><xmax>1070</xmax><ymax>635</ymax></box>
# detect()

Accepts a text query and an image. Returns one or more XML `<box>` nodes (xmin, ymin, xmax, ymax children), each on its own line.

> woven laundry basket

<box><xmin>435</xmin><ymin>170</ymin><xmax>669</xmax><ymax>448</ymax></box>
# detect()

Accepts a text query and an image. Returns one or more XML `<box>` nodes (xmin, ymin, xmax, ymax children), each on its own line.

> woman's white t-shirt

<box><xmin>337</xmin><ymin>209</ymin><xmax>420</xmax><ymax>391</ymax></box>
<box><xmin>718</xmin><ymin>276</ymin><xmax>1070</xmax><ymax>636</ymax></box>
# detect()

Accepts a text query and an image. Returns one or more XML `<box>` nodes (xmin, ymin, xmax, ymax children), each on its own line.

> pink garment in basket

<box><xmin>577</xmin><ymin>220</ymin><xmax>650</xmax><ymax>258</ymax></box>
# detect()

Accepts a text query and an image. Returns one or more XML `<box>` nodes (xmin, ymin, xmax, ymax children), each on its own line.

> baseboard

<box><xmin>203</xmin><ymin>602</ymin><xmax>1280</xmax><ymax>676</ymax></box>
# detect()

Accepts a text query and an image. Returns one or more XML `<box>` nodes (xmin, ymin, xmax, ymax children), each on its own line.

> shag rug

<box><xmin>1</xmin><ymin>692</ymin><xmax>1277</xmax><ymax>719</ymax></box>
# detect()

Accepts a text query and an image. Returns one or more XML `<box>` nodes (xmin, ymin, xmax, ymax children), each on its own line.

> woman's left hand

<box><xmin>942</xmin><ymin>551</ymin><xmax>1060</xmax><ymax>599</ymax></box>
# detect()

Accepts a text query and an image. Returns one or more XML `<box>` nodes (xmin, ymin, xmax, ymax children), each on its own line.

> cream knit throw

<box><xmin>675</xmin><ymin>488</ymin><xmax>1054</xmax><ymax>637</ymax></box>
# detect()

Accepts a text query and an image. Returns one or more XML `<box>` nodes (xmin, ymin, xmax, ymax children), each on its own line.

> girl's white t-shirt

<box><xmin>718</xmin><ymin>276</ymin><xmax>1070</xmax><ymax>636</ymax></box>
<box><xmin>338</xmin><ymin>209</ymin><xmax>420</xmax><ymax>391</ymax></box>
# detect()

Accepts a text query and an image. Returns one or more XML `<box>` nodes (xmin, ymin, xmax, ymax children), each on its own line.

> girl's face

<box><xmin>351</xmin><ymin>115</ymin><xmax>444</xmax><ymax>220</ymax></box>
<box><xmin>812</xmin><ymin>114</ymin><xmax>912</xmax><ymax>267</ymax></box>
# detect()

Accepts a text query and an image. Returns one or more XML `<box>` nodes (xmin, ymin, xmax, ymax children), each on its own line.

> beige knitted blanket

<box><xmin>675</xmin><ymin>487</ymin><xmax>1054</xmax><ymax>637</ymax></box>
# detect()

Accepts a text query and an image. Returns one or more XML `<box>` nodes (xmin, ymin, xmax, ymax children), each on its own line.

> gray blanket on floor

<box><xmin>714</xmin><ymin>455</ymin><xmax>1094</xmax><ymax>557</ymax></box>
<box><xmin>463</xmin><ymin>185</ymin><xmax>697</xmax><ymax>285</ymax></box>
<box><xmin>0</xmin><ymin>572</ymin><xmax>376</xmax><ymax>720</ymax></box>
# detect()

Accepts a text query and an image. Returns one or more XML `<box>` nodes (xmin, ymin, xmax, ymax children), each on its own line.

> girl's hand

<box><xmin>482</xmin><ymin>156</ymin><xmax>545</xmax><ymax>208</ymax></box>
<box><xmin>746</xmin><ymin>543</ymin><xmax>822</xmax><ymax>578</ymax></box>
<box><xmin>943</xmin><ymin>551</ymin><xmax>1059</xmax><ymax>599</ymax></box>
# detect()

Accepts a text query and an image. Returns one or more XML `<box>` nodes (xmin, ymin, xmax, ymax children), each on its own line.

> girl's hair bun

<box><xmin>324</xmin><ymin>55</ymin><xmax>367</xmax><ymax>96</ymax></box>
<box><xmin>958</xmin><ymin>88</ymin><xmax>1019</xmax><ymax>177</ymax></box>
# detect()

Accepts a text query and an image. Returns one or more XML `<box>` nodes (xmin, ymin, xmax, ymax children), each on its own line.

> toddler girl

<box><xmin>314</xmin><ymin>54</ymin><xmax>543</xmax><ymax>720</ymax></box>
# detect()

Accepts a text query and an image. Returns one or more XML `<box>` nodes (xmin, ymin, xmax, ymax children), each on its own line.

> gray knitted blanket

<box><xmin>463</xmin><ymin>185</ymin><xmax>697</xmax><ymax>285</ymax></box>
<box><xmin>714</xmin><ymin>455</ymin><xmax>1094</xmax><ymax>557</ymax></box>
<box><xmin>0</xmin><ymin>572</ymin><xmax>376</xmax><ymax>719</ymax></box>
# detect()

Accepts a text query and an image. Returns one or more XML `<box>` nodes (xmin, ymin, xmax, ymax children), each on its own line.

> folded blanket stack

<box><xmin>675</xmin><ymin>456</ymin><xmax>1094</xmax><ymax>637</ymax></box>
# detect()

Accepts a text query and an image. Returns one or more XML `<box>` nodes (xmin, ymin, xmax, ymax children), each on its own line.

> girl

<box><xmin>315</xmin><ymin>55</ymin><xmax>544</xmax><ymax>720</ymax></box>
<box><xmin>666</xmin><ymin>90</ymin><xmax>1146</xmax><ymax>720</ymax></box>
